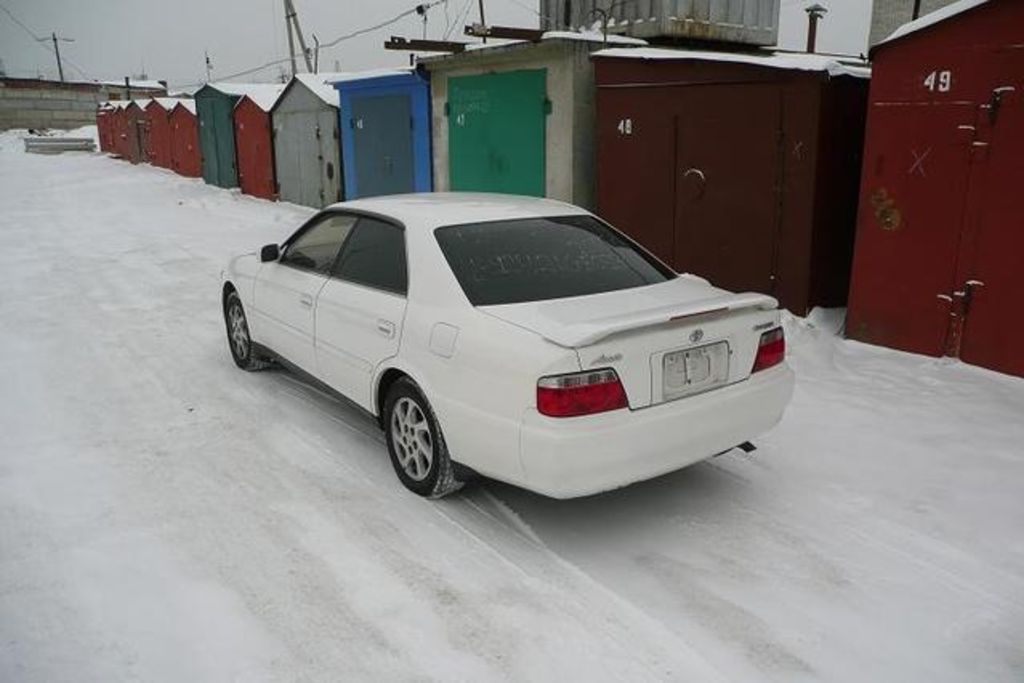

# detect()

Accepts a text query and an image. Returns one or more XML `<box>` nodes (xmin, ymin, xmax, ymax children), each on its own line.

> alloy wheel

<box><xmin>390</xmin><ymin>396</ymin><xmax>433</xmax><ymax>481</ymax></box>
<box><xmin>228</xmin><ymin>302</ymin><xmax>250</xmax><ymax>360</ymax></box>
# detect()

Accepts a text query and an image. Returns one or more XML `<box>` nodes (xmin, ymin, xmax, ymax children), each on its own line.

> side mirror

<box><xmin>260</xmin><ymin>244</ymin><xmax>280</xmax><ymax>262</ymax></box>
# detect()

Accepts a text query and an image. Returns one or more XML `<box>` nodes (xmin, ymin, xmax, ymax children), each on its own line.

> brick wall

<box><xmin>869</xmin><ymin>0</ymin><xmax>959</xmax><ymax>46</ymax></box>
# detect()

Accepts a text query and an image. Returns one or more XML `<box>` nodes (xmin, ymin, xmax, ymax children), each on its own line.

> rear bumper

<box><xmin>518</xmin><ymin>364</ymin><xmax>795</xmax><ymax>498</ymax></box>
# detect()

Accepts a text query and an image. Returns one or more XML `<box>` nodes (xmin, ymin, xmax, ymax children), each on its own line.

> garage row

<box><xmin>94</xmin><ymin>1</ymin><xmax>1023</xmax><ymax>378</ymax></box>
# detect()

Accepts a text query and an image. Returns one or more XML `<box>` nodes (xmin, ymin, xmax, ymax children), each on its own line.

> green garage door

<box><xmin>448</xmin><ymin>69</ymin><xmax>546</xmax><ymax>197</ymax></box>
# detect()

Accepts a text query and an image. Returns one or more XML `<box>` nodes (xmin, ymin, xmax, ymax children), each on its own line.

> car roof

<box><xmin>324</xmin><ymin>192</ymin><xmax>590</xmax><ymax>229</ymax></box>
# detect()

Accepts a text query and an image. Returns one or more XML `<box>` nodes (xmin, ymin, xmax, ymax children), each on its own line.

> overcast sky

<box><xmin>0</xmin><ymin>0</ymin><xmax>873</xmax><ymax>89</ymax></box>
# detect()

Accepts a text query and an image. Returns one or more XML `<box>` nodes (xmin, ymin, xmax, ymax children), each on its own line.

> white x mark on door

<box><xmin>909</xmin><ymin>147</ymin><xmax>932</xmax><ymax>177</ymax></box>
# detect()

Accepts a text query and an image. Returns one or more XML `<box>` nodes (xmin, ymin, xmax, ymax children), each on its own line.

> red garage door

<box><xmin>846</xmin><ymin>103</ymin><xmax>975</xmax><ymax>357</ymax></box>
<box><xmin>958</xmin><ymin>92</ymin><xmax>1024</xmax><ymax>376</ymax></box>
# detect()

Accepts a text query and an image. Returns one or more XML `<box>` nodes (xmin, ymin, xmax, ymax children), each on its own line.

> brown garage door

<box><xmin>673</xmin><ymin>84</ymin><xmax>782</xmax><ymax>296</ymax></box>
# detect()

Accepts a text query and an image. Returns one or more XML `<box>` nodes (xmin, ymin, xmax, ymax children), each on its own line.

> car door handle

<box><xmin>377</xmin><ymin>319</ymin><xmax>395</xmax><ymax>338</ymax></box>
<box><xmin>299</xmin><ymin>294</ymin><xmax>313</xmax><ymax>308</ymax></box>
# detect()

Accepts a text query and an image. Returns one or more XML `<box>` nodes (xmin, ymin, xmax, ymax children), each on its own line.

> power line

<box><xmin>179</xmin><ymin>0</ymin><xmax>446</xmax><ymax>88</ymax></box>
<box><xmin>0</xmin><ymin>2</ymin><xmax>90</xmax><ymax>79</ymax></box>
<box><xmin>502</xmin><ymin>0</ymin><xmax>541</xmax><ymax>18</ymax></box>
<box><xmin>445</xmin><ymin>0</ymin><xmax>475</xmax><ymax>40</ymax></box>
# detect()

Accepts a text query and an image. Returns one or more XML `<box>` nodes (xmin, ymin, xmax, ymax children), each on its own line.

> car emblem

<box><xmin>591</xmin><ymin>353</ymin><xmax>622</xmax><ymax>366</ymax></box>
<box><xmin>689</xmin><ymin>329</ymin><xmax>704</xmax><ymax>343</ymax></box>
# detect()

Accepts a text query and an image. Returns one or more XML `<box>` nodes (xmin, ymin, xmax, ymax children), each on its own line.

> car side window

<box><xmin>331</xmin><ymin>217</ymin><xmax>408</xmax><ymax>295</ymax></box>
<box><xmin>279</xmin><ymin>213</ymin><xmax>357</xmax><ymax>274</ymax></box>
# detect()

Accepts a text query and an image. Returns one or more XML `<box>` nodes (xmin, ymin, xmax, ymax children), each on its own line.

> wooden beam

<box><xmin>464</xmin><ymin>24</ymin><xmax>545</xmax><ymax>42</ymax></box>
<box><xmin>384</xmin><ymin>36</ymin><xmax>468</xmax><ymax>53</ymax></box>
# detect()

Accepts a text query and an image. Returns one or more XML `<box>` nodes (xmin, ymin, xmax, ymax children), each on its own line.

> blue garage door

<box><xmin>352</xmin><ymin>94</ymin><xmax>414</xmax><ymax>198</ymax></box>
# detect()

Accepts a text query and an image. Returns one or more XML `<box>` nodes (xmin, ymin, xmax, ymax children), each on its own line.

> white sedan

<box><xmin>222</xmin><ymin>193</ymin><xmax>794</xmax><ymax>498</ymax></box>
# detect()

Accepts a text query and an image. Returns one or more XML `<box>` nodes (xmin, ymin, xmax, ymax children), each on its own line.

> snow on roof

<box><xmin>206</xmin><ymin>82</ymin><xmax>286</xmax><ymax>110</ymax></box>
<box><xmin>100</xmin><ymin>78</ymin><xmax>166</xmax><ymax>91</ymax></box>
<box><xmin>145</xmin><ymin>97</ymin><xmax>194</xmax><ymax>111</ymax></box>
<box><xmin>541</xmin><ymin>30</ymin><xmax>647</xmax><ymax>46</ymax></box>
<box><xmin>593</xmin><ymin>47</ymin><xmax>871</xmax><ymax>78</ymax></box>
<box><xmin>458</xmin><ymin>30</ymin><xmax>647</xmax><ymax>54</ymax></box>
<box><xmin>173</xmin><ymin>100</ymin><xmax>196</xmax><ymax>115</ymax></box>
<box><xmin>238</xmin><ymin>86</ymin><xmax>286</xmax><ymax>111</ymax></box>
<box><xmin>879</xmin><ymin>0</ymin><xmax>988</xmax><ymax>46</ymax></box>
<box><xmin>322</xmin><ymin>67</ymin><xmax>415</xmax><ymax>86</ymax></box>
<box><xmin>291</xmin><ymin>73</ymin><xmax>343</xmax><ymax>107</ymax></box>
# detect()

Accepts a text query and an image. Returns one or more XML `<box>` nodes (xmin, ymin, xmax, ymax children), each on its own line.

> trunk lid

<box><xmin>482</xmin><ymin>276</ymin><xmax>781</xmax><ymax>408</ymax></box>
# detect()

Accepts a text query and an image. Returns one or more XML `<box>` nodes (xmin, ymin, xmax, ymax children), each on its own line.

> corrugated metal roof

<box><xmin>593</xmin><ymin>47</ymin><xmax>870</xmax><ymax>79</ymax></box>
<box><xmin>879</xmin><ymin>0</ymin><xmax>989</xmax><ymax>46</ymax></box>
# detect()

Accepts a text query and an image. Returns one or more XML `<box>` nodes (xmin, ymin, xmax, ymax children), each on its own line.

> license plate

<box><xmin>662</xmin><ymin>341</ymin><xmax>729</xmax><ymax>400</ymax></box>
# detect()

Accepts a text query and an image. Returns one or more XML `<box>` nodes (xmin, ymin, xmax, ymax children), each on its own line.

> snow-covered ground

<box><xmin>1</xmin><ymin>129</ymin><xmax>1022</xmax><ymax>682</ymax></box>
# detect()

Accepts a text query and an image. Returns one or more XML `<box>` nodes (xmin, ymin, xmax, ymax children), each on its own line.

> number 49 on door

<box><xmin>924</xmin><ymin>70</ymin><xmax>952</xmax><ymax>93</ymax></box>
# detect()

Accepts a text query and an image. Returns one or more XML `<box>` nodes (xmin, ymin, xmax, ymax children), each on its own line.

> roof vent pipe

<box><xmin>805</xmin><ymin>3</ymin><xmax>828</xmax><ymax>53</ymax></box>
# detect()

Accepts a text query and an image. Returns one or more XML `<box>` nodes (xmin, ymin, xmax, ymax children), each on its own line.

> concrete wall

<box><xmin>0</xmin><ymin>80</ymin><xmax>166</xmax><ymax>131</ymax></box>
<box><xmin>423</xmin><ymin>40</ymin><xmax>598</xmax><ymax>210</ymax></box>
<box><xmin>869</xmin><ymin>0</ymin><xmax>959</xmax><ymax>46</ymax></box>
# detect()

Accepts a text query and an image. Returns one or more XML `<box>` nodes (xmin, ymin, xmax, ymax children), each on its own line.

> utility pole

<box><xmin>283</xmin><ymin>0</ymin><xmax>313</xmax><ymax>74</ymax></box>
<box><xmin>38</xmin><ymin>32</ymin><xmax>74</xmax><ymax>82</ymax></box>
<box><xmin>284</xmin><ymin>1</ymin><xmax>298</xmax><ymax>76</ymax></box>
<box><xmin>478</xmin><ymin>0</ymin><xmax>487</xmax><ymax>43</ymax></box>
<box><xmin>312</xmin><ymin>34</ymin><xmax>320</xmax><ymax>73</ymax></box>
<box><xmin>805</xmin><ymin>3</ymin><xmax>827</xmax><ymax>53</ymax></box>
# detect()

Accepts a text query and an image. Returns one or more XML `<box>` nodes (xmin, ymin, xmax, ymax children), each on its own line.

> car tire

<box><xmin>383</xmin><ymin>378</ymin><xmax>462</xmax><ymax>499</ymax></box>
<box><xmin>224</xmin><ymin>290</ymin><xmax>270</xmax><ymax>371</ymax></box>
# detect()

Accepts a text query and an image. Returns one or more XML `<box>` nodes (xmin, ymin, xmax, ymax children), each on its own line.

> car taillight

<box><xmin>537</xmin><ymin>369</ymin><xmax>628</xmax><ymax>418</ymax></box>
<box><xmin>752</xmin><ymin>327</ymin><xmax>785</xmax><ymax>373</ymax></box>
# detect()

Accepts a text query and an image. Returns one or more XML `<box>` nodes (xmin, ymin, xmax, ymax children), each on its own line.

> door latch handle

<box><xmin>299</xmin><ymin>294</ymin><xmax>313</xmax><ymax>308</ymax></box>
<box><xmin>377</xmin><ymin>319</ymin><xmax>395</xmax><ymax>338</ymax></box>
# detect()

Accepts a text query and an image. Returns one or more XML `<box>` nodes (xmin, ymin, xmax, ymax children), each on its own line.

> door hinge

<box><xmin>543</xmin><ymin>98</ymin><xmax>552</xmax><ymax>115</ymax></box>
<box><xmin>444</xmin><ymin>101</ymin><xmax>450</xmax><ymax>117</ymax></box>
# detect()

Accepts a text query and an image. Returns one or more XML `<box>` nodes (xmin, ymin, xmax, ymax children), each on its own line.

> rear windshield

<box><xmin>434</xmin><ymin>215</ymin><xmax>675</xmax><ymax>306</ymax></box>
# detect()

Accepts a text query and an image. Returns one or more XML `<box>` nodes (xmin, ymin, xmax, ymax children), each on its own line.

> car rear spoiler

<box><xmin>485</xmin><ymin>289</ymin><xmax>778</xmax><ymax>348</ymax></box>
